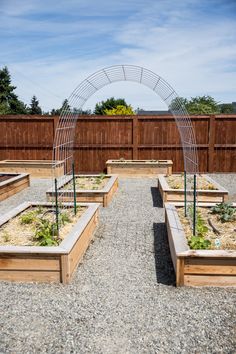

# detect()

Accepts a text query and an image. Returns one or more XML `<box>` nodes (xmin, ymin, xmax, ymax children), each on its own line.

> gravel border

<box><xmin>0</xmin><ymin>175</ymin><xmax>235</xmax><ymax>353</ymax></box>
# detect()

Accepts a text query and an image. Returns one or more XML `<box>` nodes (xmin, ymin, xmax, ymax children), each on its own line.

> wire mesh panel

<box><xmin>52</xmin><ymin>65</ymin><xmax>198</xmax><ymax>234</ymax></box>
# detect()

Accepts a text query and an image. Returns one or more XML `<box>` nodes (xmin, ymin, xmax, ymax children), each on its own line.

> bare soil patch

<box><xmin>167</xmin><ymin>175</ymin><xmax>218</xmax><ymax>190</ymax></box>
<box><xmin>63</xmin><ymin>176</ymin><xmax>108</xmax><ymax>191</ymax></box>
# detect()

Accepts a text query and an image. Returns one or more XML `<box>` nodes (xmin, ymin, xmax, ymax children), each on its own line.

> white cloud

<box><xmin>1</xmin><ymin>0</ymin><xmax>236</xmax><ymax>111</ymax></box>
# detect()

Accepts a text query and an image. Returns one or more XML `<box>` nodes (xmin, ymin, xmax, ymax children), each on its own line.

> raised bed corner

<box><xmin>0</xmin><ymin>173</ymin><xmax>30</xmax><ymax>201</ymax></box>
<box><xmin>0</xmin><ymin>202</ymin><xmax>100</xmax><ymax>284</ymax></box>
<box><xmin>165</xmin><ymin>203</ymin><xmax>236</xmax><ymax>287</ymax></box>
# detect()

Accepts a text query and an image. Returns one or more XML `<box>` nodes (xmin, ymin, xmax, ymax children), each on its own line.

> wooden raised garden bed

<box><xmin>0</xmin><ymin>160</ymin><xmax>64</xmax><ymax>178</ymax></box>
<box><xmin>46</xmin><ymin>174</ymin><xmax>118</xmax><ymax>207</ymax></box>
<box><xmin>158</xmin><ymin>174</ymin><xmax>228</xmax><ymax>207</ymax></box>
<box><xmin>0</xmin><ymin>173</ymin><xmax>30</xmax><ymax>201</ymax></box>
<box><xmin>106</xmin><ymin>159</ymin><xmax>173</xmax><ymax>177</ymax></box>
<box><xmin>0</xmin><ymin>202</ymin><xmax>99</xmax><ymax>283</ymax></box>
<box><xmin>165</xmin><ymin>203</ymin><xmax>236</xmax><ymax>287</ymax></box>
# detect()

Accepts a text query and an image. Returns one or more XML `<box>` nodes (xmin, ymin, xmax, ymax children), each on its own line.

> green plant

<box><xmin>188</xmin><ymin>236</ymin><xmax>211</xmax><ymax>250</ymax></box>
<box><xmin>207</xmin><ymin>183</ymin><xmax>216</xmax><ymax>190</ymax></box>
<box><xmin>172</xmin><ymin>183</ymin><xmax>181</xmax><ymax>189</ymax></box>
<box><xmin>20</xmin><ymin>210</ymin><xmax>38</xmax><ymax>224</ymax></box>
<box><xmin>95</xmin><ymin>173</ymin><xmax>106</xmax><ymax>184</ymax></box>
<box><xmin>187</xmin><ymin>206</ymin><xmax>210</xmax><ymax>249</ymax></box>
<box><xmin>34</xmin><ymin>219</ymin><xmax>59</xmax><ymax>246</ymax></box>
<box><xmin>20</xmin><ymin>207</ymin><xmax>44</xmax><ymax>225</ymax></box>
<box><xmin>58</xmin><ymin>212</ymin><xmax>71</xmax><ymax>226</ymax></box>
<box><xmin>196</xmin><ymin>214</ymin><xmax>208</xmax><ymax>237</ymax></box>
<box><xmin>211</xmin><ymin>202</ymin><xmax>235</xmax><ymax>223</ymax></box>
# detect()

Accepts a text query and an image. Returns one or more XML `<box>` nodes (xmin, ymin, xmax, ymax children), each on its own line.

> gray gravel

<box><xmin>0</xmin><ymin>175</ymin><xmax>235</xmax><ymax>354</ymax></box>
<box><xmin>209</xmin><ymin>173</ymin><xmax>236</xmax><ymax>202</ymax></box>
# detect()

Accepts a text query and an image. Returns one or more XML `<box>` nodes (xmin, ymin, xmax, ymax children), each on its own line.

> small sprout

<box><xmin>20</xmin><ymin>210</ymin><xmax>38</xmax><ymax>224</ymax></box>
<box><xmin>59</xmin><ymin>212</ymin><xmax>71</xmax><ymax>225</ymax></box>
<box><xmin>172</xmin><ymin>184</ymin><xmax>181</xmax><ymax>189</ymax></box>
<box><xmin>207</xmin><ymin>183</ymin><xmax>216</xmax><ymax>190</ymax></box>
<box><xmin>2</xmin><ymin>231</ymin><xmax>10</xmax><ymax>242</ymax></box>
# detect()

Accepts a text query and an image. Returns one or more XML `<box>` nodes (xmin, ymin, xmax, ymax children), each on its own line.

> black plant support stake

<box><xmin>54</xmin><ymin>178</ymin><xmax>59</xmax><ymax>235</ymax></box>
<box><xmin>184</xmin><ymin>170</ymin><xmax>187</xmax><ymax>217</ymax></box>
<box><xmin>193</xmin><ymin>174</ymin><xmax>197</xmax><ymax>236</ymax></box>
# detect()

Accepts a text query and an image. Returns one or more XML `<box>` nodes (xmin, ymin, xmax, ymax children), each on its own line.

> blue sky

<box><xmin>0</xmin><ymin>0</ymin><xmax>236</xmax><ymax>112</ymax></box>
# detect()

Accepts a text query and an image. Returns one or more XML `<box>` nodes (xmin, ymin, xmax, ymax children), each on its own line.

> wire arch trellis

<box><xmin>52</xmin><ymin>64</ymin><xmax>199</xmax><ymax>233</ymax></box>
<box><xmin>53</xmin><ymin>65</ymin><xmax>198</xmax><ymax>174</ymax></box>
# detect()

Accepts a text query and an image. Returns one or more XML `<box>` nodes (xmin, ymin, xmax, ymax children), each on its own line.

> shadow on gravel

<box><xmin>150</xmin><ymin>187</ymin><xmax>163</xmax><ymax>208</ymax></box>
<box><xmin>153</xmin><ymin>222</ymin><xmax>176</xmax><ymax>286</ymax></box>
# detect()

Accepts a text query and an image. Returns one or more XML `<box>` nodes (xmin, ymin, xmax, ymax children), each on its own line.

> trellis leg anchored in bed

<box><xmin>72</xmin><ymin>161</ymin><xmax>77</xmax><ymax>215</ymax></box>
<box><xmin>54</xmin><ymin>178</ymin><xmax>59</xmax><ymax>235</ymax></box>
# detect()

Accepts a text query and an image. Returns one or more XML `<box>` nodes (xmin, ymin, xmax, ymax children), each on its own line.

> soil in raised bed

<box><xmin>167</xmin><ymin>175</ymin><xmax>218</xmax><ymax>190</ymax></box>
<box><xmin>63</xmin><ymin>176</ymin><xmax>108</xmax><ymax>191</ymax></box>
<box><xmin>0</xmin><ymin>206</ymin><xmax>86</xmax><ymax>246</ymax></box>
<box><xmin>178</xmin><ymin>207</ymin><xmax>236</xmax><ymax>250</ymax></box>
<box><xmin>0</xmin><ymin>174</ymin><xmax>19</xmax><ymax>183</ymax></box>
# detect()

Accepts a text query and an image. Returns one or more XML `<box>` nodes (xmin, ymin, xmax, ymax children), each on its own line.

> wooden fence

<box><xmin>0</xmin><ymin>114</ymin><xmax>235</xmax><ymax>173</ymax></box>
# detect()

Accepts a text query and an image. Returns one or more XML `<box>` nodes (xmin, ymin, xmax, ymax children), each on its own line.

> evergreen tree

<box><xmin>218</xmin><ymin>103</ymin><xmax>234</xmax><ymax>114</ymax></box>
<box><xmin>29</xmin><ymin>95</ymin><xmax>42</xmax><ymax>115</ymax></box>
<box><xmin>0</xmin><ymin>66</ymin><xmax>27</xmax><ymax>114</ymax></box>
<box><xmin>50</xmin><ymin>99</ymin><xmax>70</xmax><ymax>115</ymax></box>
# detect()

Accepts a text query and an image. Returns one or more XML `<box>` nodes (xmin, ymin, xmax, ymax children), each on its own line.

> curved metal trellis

<box><xmin>53</xmin><ymin>64</ymin><xmax>198</xmax><ymax>176</ymax></box>
<box><xmin>52</xmin><ymin>65</ymin><xmax>199</xmax><ymax>236</ymax></box>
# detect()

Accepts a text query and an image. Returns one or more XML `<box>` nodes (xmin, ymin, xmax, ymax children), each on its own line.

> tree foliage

<box><xmin>104</xmin><ymin>105</ymin><xmax>135</xmax><ymax>115</ymax></box>
<box><xmin>170</xmin><ymin>95</ymin><xmax>220</xmax><ymax>114</ymax></box>
<box><xmin>0</xmin><ymin>66</ymin><xmax>27</xmax><ymax>114</ymax></box>
<box><xmin>218</xmin><ymin>103</ymin><xmax>234</xmax><ymax>114</ymax></box>
<box><xmin>50</xmin><ymin>99</ymin><xmax>70</xmax><ymax>115</ymax></box>
<box><xmin>94</xmin><ymin>97</ymin><xmax>128</xmax><ymax>115</ymax></box>
<box><xmin>187</xmin><ymin>95</ymin><xmax>220</xmax><ymax>114</ymax></box>
<box><xmin>29</xmin><ymin>95</ymin><xmax>42</xmax><ymax>115</ymax></box>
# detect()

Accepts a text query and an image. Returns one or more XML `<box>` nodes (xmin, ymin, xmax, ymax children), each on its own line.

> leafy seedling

<box><xmin>188</xmin><ymin>236</ymin><xmax>211</xmax><ymax>250</ymax></box>
<box><xmin>20</xmin><ymin>210</ymin><xmax>38</xmax><ymax>224</ymax></box>
<box><xmin>211</xmin><ymin>202</ymin><xmax>235</xmax><ymax>223</ymax></box>
<box><xmin>34</xmin><ymin>218</ymin><xmax>59</xmax><ymax>246</ymax></box>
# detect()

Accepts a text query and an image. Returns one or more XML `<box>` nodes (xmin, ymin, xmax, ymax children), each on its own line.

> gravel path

<box><xmin>0</xmin><ymin>175</ymin><xmax>235</xmax><ymax>353</ymax></box>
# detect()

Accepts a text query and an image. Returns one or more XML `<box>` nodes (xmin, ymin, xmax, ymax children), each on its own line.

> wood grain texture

<box><xmin>0</xmin><ymin>115</ymin><xmax>235</xmax><ymax>173</ymax></box>
<box><xmin>158</xmin><ymin>174</ymin><xmax>228</xmax><ymax>205</ymax></box>
<box><xmin>106</xmin><ymin>160</ymin><xmax>173</xmax><ymax>177</ymax></box>
<box><xmin>46</xmin><ymin>175</ymin><xmax>118</xmax><ymax>207</ymax></box>
<box><xmin>0</xmin><ymin>160</ymin><xmax>64</xmax><ymax>178</ymax></box>
<box><xmin>0</xmin><ymin>270</ymin><xmax>60</xmax><ymax>283</ymax></box>
<box><xmin>165</xmin><ymin>203</ymin><xmax>236</xmax><ymax>287</ymax></box>
<box><xmin>0</xmin><ymin>174</ymin><xmax>30</xmax><ymax>201</ymax></box>
<box><xmin>0</xmin><ymin>202</ymin><xmax>100</xmax><ymax>284</ymax></box>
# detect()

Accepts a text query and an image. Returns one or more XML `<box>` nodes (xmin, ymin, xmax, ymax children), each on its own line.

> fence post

<box><xmin>208</xmin><ymin>114</ymin><xmax>216</xmax><ymax>173</ymax></box>
<box><xmin>132</xmin><ymin>116</ymin><xmax>138</xmax><ymax>159</ymax></box>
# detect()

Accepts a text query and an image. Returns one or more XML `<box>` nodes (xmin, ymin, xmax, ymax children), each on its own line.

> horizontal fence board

<box><xmin>0</xmin><ymin>114</ymin><xmax>235</xmax><ymax>173</ymax></box>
